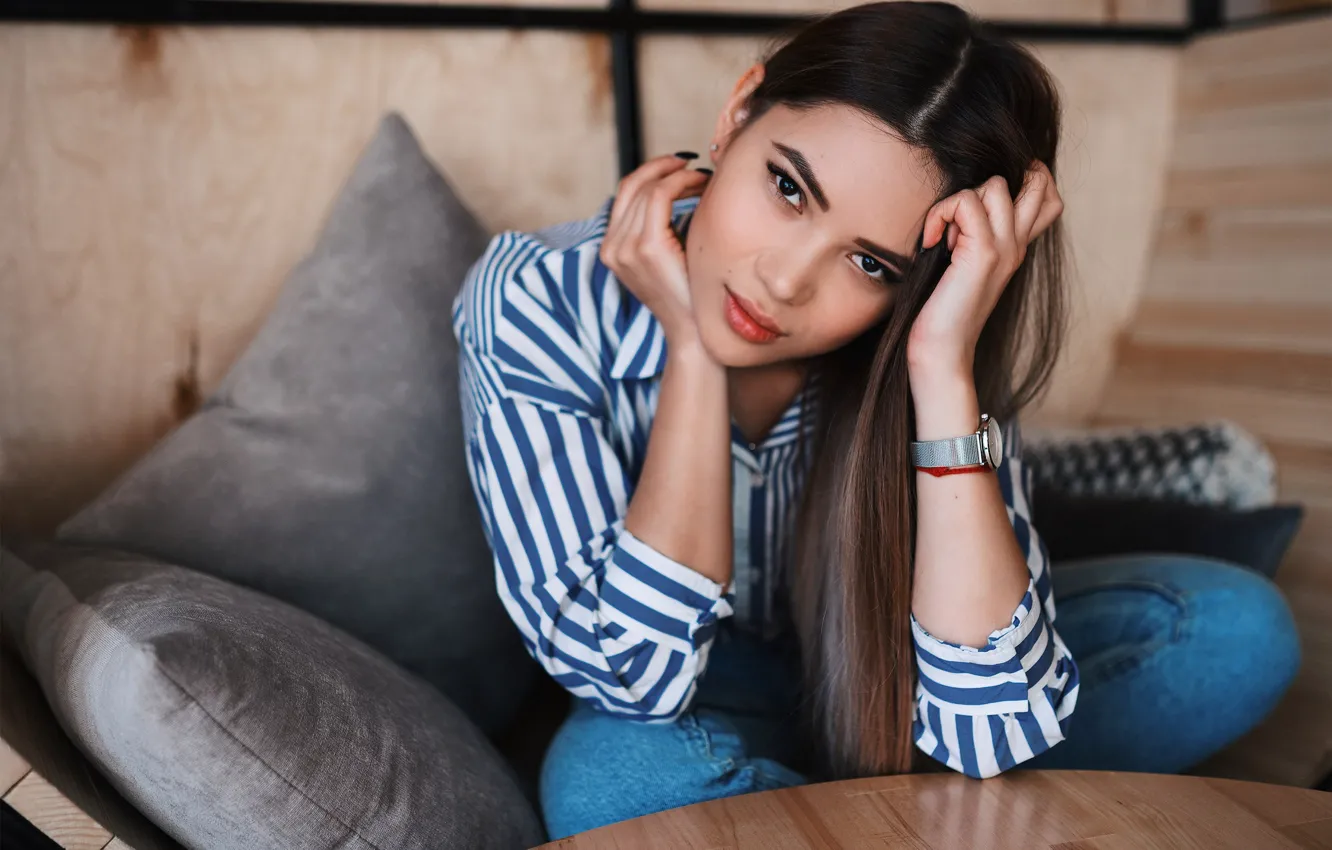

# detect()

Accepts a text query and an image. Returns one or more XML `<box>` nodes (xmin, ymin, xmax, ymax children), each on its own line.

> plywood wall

<box><xmin>1093</xmin><ymin>15</ymin><xmax>1332</xmax><ymax>787</ymax></box>
<box><xmin>0</xmin><ymin>20</ymin><xmax>1176</xmax><ymax>538</ymax></box>
<box><xmin>0</xmin><ymin>24</ymin><xmax>620</xmax><ymax>533</ymax></box>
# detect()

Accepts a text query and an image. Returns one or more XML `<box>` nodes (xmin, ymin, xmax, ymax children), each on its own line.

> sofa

<box><xmin>0</xmin><ymin>113</ymin><xmax>1307</xmax><ymax>850</ymax></box>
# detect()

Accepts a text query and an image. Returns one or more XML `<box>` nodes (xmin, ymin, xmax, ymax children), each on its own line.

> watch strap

<box><xmin>910</xmin><ymin>433</ymin><xmax>983</xmax><ymax>468</ymax></box>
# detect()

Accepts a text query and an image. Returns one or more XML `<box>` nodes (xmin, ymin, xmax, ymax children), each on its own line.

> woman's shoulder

<box><xmin>472</xmin><ymin>194</ymin><xmax>615</xmax><ymax>286</ymax></box>
<box><xmin>456</xmin><ymin>191</ymin><xmax>699</xmax><ymax>308</ymax></box>
<box><xmin>526</xmin><ymin>194</ymin><xmax>617</xmax><ymax>254</ymax></box>
<box><xmin>452</xmin><ymin>195</ymin><xmax>613</xmax><ymax>343</ymax></box>
<box><xmin>520</xmin><ymin>190</ymin><xmax>699</xmax><ymax>254</ymax></box>
<box><xmin>451</xmin><ymin>191</ymin><xmax>698</xmax><ymax>373</ymax></box>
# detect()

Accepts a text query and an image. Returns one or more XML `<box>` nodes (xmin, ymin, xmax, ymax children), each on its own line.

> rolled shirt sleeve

<box><xmin>454</xmin><ymin>229</ymin><xmax>735</xmax><ymax>720</ymax></box>
<box><xmin>910</xmin><ymin>418</ymin><xmax>1081</xmax><ymax>778</ymax></box>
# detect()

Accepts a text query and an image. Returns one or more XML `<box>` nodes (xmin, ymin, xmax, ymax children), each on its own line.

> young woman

<box><xmin>451</xmin><ymin>1</ymin><xmax>1301</xmax><ymax>838</ymax></box>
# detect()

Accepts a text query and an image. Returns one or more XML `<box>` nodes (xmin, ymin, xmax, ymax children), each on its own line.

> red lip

<box><xmin>725</xmin><ymin>286</ymin><xmax>785</xmax><ymax>336</ymax></box>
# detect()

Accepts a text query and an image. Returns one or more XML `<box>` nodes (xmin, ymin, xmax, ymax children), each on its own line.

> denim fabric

<box><xmin>1021</xmin><ymin>553</ymin><xmax>1301</xmax><ymax>773</ymax></box>
<box><xmin>538</xmin><ymin>621</ymin><xmax>810</xmax><ymax>839</ymax></box>
<box><xmin>538</xmin><ymin>552</ymin><xmax>1301</xmax><ymax>839</ymax></box>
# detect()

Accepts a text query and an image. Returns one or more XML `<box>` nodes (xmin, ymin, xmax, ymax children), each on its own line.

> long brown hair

<box><xmin>725</xmin><ymin>1</ymin><xmax>1070</xmax><ymax>779</ymax></box>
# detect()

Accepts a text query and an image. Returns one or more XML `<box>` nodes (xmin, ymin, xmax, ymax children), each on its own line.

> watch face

<box><xmin>985</xmin><ymin>418</ymin><xmax>1004</xmax><ymax>467</ymax></box>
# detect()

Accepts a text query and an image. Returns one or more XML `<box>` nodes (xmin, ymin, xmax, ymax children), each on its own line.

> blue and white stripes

<box><xmin>909</xmin><ymin>418</ymin><xmax>1080</xmax><ymax>776</ymax></box>
<box><xmin>452</xmin><ymin>193</ymin><xmax>1078</xmax><ymax>775</ymax></box>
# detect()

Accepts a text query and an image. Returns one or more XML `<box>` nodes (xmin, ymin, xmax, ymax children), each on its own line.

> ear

<box><xmin>710</xmin><ymin>62</ymin><xmax>764</xmax><ymax>162</ymax></box>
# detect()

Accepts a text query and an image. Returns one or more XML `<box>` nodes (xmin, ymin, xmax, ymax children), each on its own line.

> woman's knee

<box><xmin>1176</xmin><ymin>557</ymin><xmax>1302</xmax><ymax>711</ymax></box>
<box><xmin>1060</xmin><ymin>552</ymin><xmax>1301</xmax><ymax>697</ymax></box>
<box><xmin>1116</xmin><ymin>554</ymin><xmax>1301</xmax><ymax>745</ymax></box>
<box><xmin>540</xmin><ymin>702</ymin><xmax>673</xmax><ymax>838</ymax></box>
<box><xmin>1036</xmin><ymin>554</ymin><xmax>1301</xmax><ymax>773</ymax></box>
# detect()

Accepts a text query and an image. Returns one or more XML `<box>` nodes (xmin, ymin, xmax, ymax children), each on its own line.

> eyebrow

<box><xmin>772</xmin><ymin>141</ymin><xmax>916</xmax><ymax>272</ymax></box>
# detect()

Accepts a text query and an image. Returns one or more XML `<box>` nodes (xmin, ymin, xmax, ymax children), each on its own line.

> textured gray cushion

<box><xmin>56</xmin><ymin>112</ymin><xmax>534</xmax><ymax>735</ymax></box>
<box><xmin>0</xmin><ymin>541</ymin><xmax>543</xmax><ymax>850</ymax></box>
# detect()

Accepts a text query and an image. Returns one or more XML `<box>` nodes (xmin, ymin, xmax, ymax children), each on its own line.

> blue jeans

<box><xmin>538</xmin><ymin>553</ymin><xmax>1302</xmax><ymax>839</ymax></box>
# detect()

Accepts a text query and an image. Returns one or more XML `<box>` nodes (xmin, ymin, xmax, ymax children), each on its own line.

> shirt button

<box><xmin>750</xmin><ymin>471</ymin><xmax>766</xmax><ymax>487</ymax></box>
<box><xmin>748</xmin><ymin>442</ymin><xmax>758</xmax><ymax>451</ymax></box>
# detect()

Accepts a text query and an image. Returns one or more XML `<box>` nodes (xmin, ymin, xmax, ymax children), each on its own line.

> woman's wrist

<box><xmin>663</xmin><ymin>323</ymin><xmax>721</xmax><ymax>371</ymax></box>
<box><xmin>912</xmin><ymin>372</ymin><xmax>981</xmax><ymax>442</ymax></box>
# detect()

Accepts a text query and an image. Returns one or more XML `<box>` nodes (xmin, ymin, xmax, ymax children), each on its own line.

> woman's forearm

<box><xmin>909</xmin><ymin>366</ymin><xmax>1030</xmax><ymax>647</ymax></box>
<box><xmin>623</xmin><ymin>334</ymin><xmax>734</xmax><ymax>587</ymax></box>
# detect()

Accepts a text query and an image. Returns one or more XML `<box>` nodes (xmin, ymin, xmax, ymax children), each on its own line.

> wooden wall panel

<box><xmin>0</xmin><ymin>23</ymin><xmax>1183</xmax><ymax>536</ymax></box>
<box><xmin>1094</xmin><ymin>15</ymin><xmax>1332</xmax><ymax>787</ymax></box>
<box><xmin>0</xmin><ymin>24</ymin><xmax>618</xmax><ymax>534</ymax></box>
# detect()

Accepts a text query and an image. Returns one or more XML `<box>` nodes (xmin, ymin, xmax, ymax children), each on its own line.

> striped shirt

<box><xmin>451</xmin><ymin>193</ymin><xmax>1080</xmax><ymax>779</ymax></box>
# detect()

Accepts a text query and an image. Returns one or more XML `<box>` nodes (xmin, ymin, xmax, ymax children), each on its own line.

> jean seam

<box><xmin>1061</xmin><ymin>578</ymin><xmax>1189</xmax><ymax>682</ymax></box>
<box><xmin>682</xmin><ymin>711</ymin><xmax>793</xmax><ymax>790</ymax></box>
<box><xmin>1088</xmin><ymin>641</ymin><xmax>1165</xmax><ymax>682</ymax></box>
<box><xmin>681</xmin><ymin>713</ymin><xmax>733</xmax><ymax>779</ymax></box>
<box><xmin>736</xmin><ymin>762</ymin><xmax>796</xmax><ymax>791</ymax></box>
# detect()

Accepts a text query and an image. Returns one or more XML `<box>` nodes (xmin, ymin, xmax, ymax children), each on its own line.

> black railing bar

<box><xmin>1</xmin><ymin>1</ymin><xmax>1192</xmax><ymax>43</ymax></box>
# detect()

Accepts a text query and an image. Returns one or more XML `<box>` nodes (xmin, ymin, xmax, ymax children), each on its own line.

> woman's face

<box><xmin>685</xmin><ymin>85</ymin><xmax>942</xmax><ymax>370</ymax></box>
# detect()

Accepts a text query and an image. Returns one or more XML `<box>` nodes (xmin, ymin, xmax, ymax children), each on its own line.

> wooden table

<box><xmin>537</xmin><ymin>770</ymin><xmax>1332</xmax><ymax>849</ymax></box>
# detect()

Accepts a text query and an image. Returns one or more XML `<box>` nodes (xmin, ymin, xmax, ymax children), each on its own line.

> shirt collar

<box><xmin>608</xmin><ymin>194</ymin><xmax>700</xmax><ymax>381</ymax></box>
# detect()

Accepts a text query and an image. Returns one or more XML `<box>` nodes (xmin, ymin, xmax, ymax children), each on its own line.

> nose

<box><xmin>755</xmin><ymin>242</ymin><xmax>819</xmax><ymax>307</ymax></box>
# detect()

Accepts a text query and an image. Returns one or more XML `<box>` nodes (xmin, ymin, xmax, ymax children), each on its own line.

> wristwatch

<box><xmin>911</xmin><ymin>413</ymin><xmax>1004</xmax><ymax>477</ymax></box>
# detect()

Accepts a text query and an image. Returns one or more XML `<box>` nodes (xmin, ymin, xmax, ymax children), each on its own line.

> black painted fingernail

<box><xmin>674</xmin><ymin>151</ymin><xmax>699</xmax><ymax>159</ymax></box>
<box><xmin>695</xmin><ymin>167</ymin><xmax>714</xmax><ymax>175</ymax></box>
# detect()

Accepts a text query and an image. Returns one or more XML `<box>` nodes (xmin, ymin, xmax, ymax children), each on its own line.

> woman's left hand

<box><xmin>906</xmin><ymin>161</ymin><xmax>1063</xmax><ymax>376</ymax></box>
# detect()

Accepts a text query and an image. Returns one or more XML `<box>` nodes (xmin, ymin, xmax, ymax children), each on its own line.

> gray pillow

<box><xmin>56</xmin><ymin>112</ymin><xmax>534</xmax><ymax>735</ymax></box>
<box><xmin>0</xmin><ymin>541</ymin><xmax>543</xmax><ymax>850</ymax></box>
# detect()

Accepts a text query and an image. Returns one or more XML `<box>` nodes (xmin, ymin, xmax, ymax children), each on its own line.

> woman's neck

<box><xmin>726</xmin><ymin>360</ymin><xmax>809</xmax><ymax>447</ymax></box>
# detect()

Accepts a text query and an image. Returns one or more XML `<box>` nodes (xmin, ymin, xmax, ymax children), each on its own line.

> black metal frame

<box><xmin>0</xmin><ymin>0</ymin><xmax>1263</xmax><ymax>177</ymax></box>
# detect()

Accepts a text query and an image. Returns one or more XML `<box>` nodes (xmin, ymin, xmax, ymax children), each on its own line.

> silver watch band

<box><xmin>910</xmin><ymin>433</ymin><xmax>983</xmax><ymax>468</ymax></box>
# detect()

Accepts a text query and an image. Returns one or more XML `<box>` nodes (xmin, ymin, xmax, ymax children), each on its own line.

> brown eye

<box><xmin>766</xmin><ymin>161</ymin><xmax>802</xmax><ymax>210</ymax></box>
<box><xmin>853</xmin><ymin>253</ymin><xmax>900</xmax><ymax>286</ymax></box>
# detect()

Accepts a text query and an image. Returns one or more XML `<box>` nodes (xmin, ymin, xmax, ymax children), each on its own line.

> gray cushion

<box><xmin>0</xmin><ymin>541</ymin><xmax>544</xmax><ymax>850</ymax></box>
<box><xmin>56</xmin><ymin>112</ymin><xmax>534</xmax><ymax>735</ymax></box>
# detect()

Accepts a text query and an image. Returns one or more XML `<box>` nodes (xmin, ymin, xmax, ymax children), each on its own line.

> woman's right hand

<box><xmin>599</xmin><ymin>154</ymin><xmax>712</xmax><ymax>345</ymax></box>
